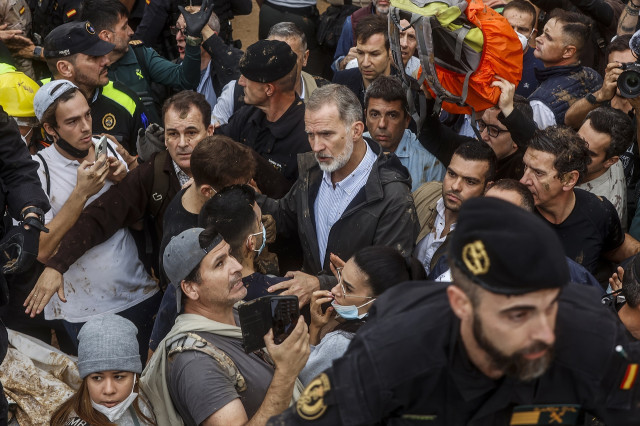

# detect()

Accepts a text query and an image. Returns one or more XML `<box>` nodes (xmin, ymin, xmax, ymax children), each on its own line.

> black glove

<box><xmin>0</xmin><ymin>217</ymin><xmax>47</xmax><ymax>274</ymax></box>
<box><xmin>136</xmin><ymin>123</ymin><xmax>165</xmax><ymax>162</ymax></box>
<box><xmin>179</xmin><ymin>0</ymin><xmax>215</xmax><ymax>38</ymax></box>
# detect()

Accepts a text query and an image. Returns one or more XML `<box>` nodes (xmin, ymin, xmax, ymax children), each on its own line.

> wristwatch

<box><xmin>33</xmin><ymin>46</ymin><xmax>43</xmax><ymax>59</ymax></box>
<box><xmin>21</xmin><ymin>206</ymin><xmax>45</xmax><ymax>224</ymax></box>
<box><xmin>585</xmin><ymin>93</ymin><xmax>602</xmax><ymax>105</ymax></box>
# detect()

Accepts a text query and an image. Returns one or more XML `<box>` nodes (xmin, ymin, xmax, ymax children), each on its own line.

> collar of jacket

<box><xmin>534</xmin><ymin>63</ymin><xmax>582</xmax><ymax>83</ymax></box>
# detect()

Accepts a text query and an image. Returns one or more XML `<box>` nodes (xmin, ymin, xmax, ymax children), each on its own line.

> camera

<box><xmin>238</xmin><ymin>295</ymin><xmax>300</xmax><ymax>353</ymax></box>
<box><xmin>618</xmin><ymin>62</ymin><xmax>640</xmax><ymax>99</ymax></box>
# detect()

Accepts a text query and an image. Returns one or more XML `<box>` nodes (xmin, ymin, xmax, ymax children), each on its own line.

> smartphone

<box><xmin>94</xmin><ymin>135</ymin><xmax>108</xmax><ymax>161</ymax></box>
<box><xmin>238</xmin><ymin>295</ymin><xmax>300</xmax><ymax>353</ymax></box>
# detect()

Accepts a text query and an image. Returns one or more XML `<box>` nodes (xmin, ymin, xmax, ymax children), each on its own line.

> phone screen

<box><xmin>271</xmin><ymin>297</ymin><xmax>299</xmax><ymax>344</ymax></box>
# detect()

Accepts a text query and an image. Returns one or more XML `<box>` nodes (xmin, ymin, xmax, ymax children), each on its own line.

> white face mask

<box><xmin>516</xmin><ymin>29</ymin><xmax>535</xmax><ymax>51</ymax></box>
<box><xmin>90</xmin><ymin>374</ymin><xmax>138</xmax><ymax>422</ymax></box>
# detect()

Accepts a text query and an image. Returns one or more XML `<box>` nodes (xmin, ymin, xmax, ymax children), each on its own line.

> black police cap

<box><xmin>449</xmin><ymin>197</ymin><xmax>569</xmax><ymax>295</ymax></box>
<box><xmin>44</xmin><ymin>21</ymin><xmax>114</xmax><ymax>59</ymax></box>
<box><xmin>239</xmin><ymin>40</ymin><xmax>297</xmax><ymax>83</ymax></box>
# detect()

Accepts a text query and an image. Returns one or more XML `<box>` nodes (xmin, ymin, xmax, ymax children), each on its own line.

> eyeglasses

<box><xmin>335</xmin><ymin>267</ymin><xmax>375</xmax><ymax>299</ymax></box>
<box><xmin>170</xmin><ymin>26</ymin><xmax>187</xmax><ymax>36</ymax></box>
<box><xmin>477</xmin><ymin>119</ymin><xmax>509</xmax><ymax>138</ymax></box>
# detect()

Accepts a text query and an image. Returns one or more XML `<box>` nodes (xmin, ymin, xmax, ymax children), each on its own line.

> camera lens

<box><xmin>618</xmin><ymin>67</ymin><xmax>640</xmax><ymax>99</ymax></box>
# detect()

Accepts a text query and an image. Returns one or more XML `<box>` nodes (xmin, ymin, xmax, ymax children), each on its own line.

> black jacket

<box><xmin>0</xmin><ymin>108</ymin><xmax>49</xmax><ymax>237</ymax></box>
<box><xmin>269</xmin><ymin>281</ymin><xmax>640</xmax><ymax>425</ymax></box>
<box><xmin>260</xmin><ymin>138</ymin><xmax>419</xmax><ymax>289</ymax></box>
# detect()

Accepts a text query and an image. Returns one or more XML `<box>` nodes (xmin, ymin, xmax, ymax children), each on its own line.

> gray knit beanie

<box><xmin>77</xmin><ymin>314</ymin><xmax>142</xmax><ymax>379</ymax></box>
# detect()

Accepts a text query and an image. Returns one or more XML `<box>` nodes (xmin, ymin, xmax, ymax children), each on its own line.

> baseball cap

<box><xmin>43</xmin><ymin>21</ymin><xmax>114</xmax><ymax>59</ymax></box>
<box><xmin>449</xmin><ymin>197</ymin><xmax>569</xmax><ymax>295</ymax></box>
<box><xmin>163</xmin><ymin>227</ymin><xmax>224</xmax><ymax>311</ymax></box>
<box><xmin>239</xmin><ymin>40</ymin><xmax>297</xmax><ymax>83</ymax></box>
<box><xmin>33</xmin><ymin>80</ymin><xmax>79</xmax><ymax>122</ymax></box>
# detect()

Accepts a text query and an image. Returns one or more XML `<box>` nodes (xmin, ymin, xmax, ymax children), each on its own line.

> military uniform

<box><xmin>30</xmin><ymin>0</ymin><xmax>82</xmax><ymax>42</ymax></box>
<box><xmin>107</xmin><ymin>40</ymin><xmax>201</xmax><ymax>125</ymax></box>
<box><xmin>270</xmin><ymin>282</ymin><xmax>640</xmax><ymax>425</ymax></box>
<box><xmin>40</xmin><ymin>78</ymin><xmax>148</xmax><ymax>155</ymax></box>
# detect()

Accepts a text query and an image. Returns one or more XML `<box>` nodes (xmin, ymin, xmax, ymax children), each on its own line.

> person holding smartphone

<box><xmin>301</xmin><ymin>246</ymin><xmax>424</xmax><ymax>385</ymax></box>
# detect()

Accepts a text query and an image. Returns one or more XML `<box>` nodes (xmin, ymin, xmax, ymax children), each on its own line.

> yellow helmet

<box><xmin>0</xmin><ymin>67</ymin><xmax>40</xmax><ymax>118</ymax></box>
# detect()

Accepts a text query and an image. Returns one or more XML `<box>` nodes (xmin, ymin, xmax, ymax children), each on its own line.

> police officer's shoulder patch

<box><xmin>510</xmin><ymin>404</ymin><xmax>580</xmax><ymax>425</ymax></box>
<box><xmin>102</xmin><ymin>113</ymin><xmax>116</xmax><ymax>131</ymax></box>
<box><xmin>296</xmin><ymin>373</ymin><xmax>331</xmax><ymax>420</ymax></box>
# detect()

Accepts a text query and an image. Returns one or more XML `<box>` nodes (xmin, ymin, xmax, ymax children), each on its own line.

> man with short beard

<box><xmin>42</xmin><ymin>21</ymin><xmax>149</xmax><ymax>155</ymax></box>
<box><xmin>413</xmin><ymin>141</ymin><xmax>497</xmax><ymax>278</ymax></box>
<box><xmin>259</xmin><ymin>84</ymin><xmax>418</xmax><ymax>306</ymax></box>
<box><xmin>270</xmin><ymin>197</ymin><xmax>640</xmax><ymax>425</ymax></box>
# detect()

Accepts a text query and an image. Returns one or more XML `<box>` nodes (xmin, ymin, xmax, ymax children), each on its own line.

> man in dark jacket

<box><xmin>260</xmin><ymin>84</ymin><xmax>418</xmax><ymax>307</ymax></box>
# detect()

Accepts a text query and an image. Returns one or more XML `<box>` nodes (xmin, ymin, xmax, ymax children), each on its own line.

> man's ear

<box><xmin>199</xmin><ymin>184</ymin><xmax>215</xmax><ymax>199</ymax></box>
<box><xmin>181</xmin><ymin>279</ymin><xmax>200</xmax><ymax>302</ymax></box>
<box><xmin>98</xmin><ymin>29</ymin><xmax>111</xmax><ymax>43</ymax></box>
<box><xmin>603</xmin><ymin>155</ymin><xmax>619</xmax><ymax>170</ymax></box>
<box><xmin>207</xmin><ymin>124</ymin><xmax>214</xmax><ymax>136</ymax></box>
<box><xmin>56</xmin><ymin>60</ymin><xmax>74</xmax><ymax>79</ymax></box>
<box><xmin>302</xmin><ymin>50</ymin><xmax>310</xmax><ymax>68</ymax></box>
<box><xmin>447</xmin><ymin>285</ymin><xmax>473</xmax><ymax>321</ymax></box>
<box><xmin>562</xmin><ymin>44</ymin><xmax>577</xmax><ymax>60</ymax></box>
<box><xmin>352</xmin><ymin>121</ymin><xmax>365</xmax><ymax>140</ymax></box>
<box><xmin>43</xmin><ymin>122</ymin><xmax>57</xmax><ymax>139</ymax></box>
<box><xmin>560</xmin><ymin>170</ymin><xmax>580</xmax><ymax>190</ymax></box>
<box><xmin>265</xmin><ymin>82</ymin><xmax>275</xmax><ymax>97</ymax></box>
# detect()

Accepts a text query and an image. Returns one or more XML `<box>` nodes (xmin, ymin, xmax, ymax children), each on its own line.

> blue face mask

<box><xmin>331</xmin><ymin>299</ymin><xmax>375</xmax><ymax>320</ymax></box>
<box><xmin>249</xmin><ymin>224</ymin><xmax>266</xmax><ymax>256</ymax></box>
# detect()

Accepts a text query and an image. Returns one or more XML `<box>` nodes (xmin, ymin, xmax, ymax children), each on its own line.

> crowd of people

<box><xmin>1</xmin><ymin>0</ymin><xmax>640</xmax><ymax>423</ymax></box>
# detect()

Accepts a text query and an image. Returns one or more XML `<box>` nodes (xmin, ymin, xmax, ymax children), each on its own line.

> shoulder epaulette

<box><xmin>129</xmin><ymin>39</ymin><xmax>143</xmax><ymax>46</ymax></box>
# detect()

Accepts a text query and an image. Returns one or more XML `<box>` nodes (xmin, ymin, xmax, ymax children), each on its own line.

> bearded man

<box><xmin>258</xmin><ymin>83</ymin><xmax>418</xmax><ymax>306</ymax></box>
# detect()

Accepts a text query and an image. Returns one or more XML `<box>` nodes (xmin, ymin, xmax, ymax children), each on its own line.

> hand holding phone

<box><xmin>238</xmin><ymin>295</ymin><xmax>300</xmax><ymax>353</ymax></box>
<box><xmin>93</xmin><ymin>135</ymin><xmax>108</xmax><ymax>165</ymax></box>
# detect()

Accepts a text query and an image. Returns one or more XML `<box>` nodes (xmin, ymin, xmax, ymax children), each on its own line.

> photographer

<box><xmin>141</xmin><ymin>227</ymin><xmax>308</xmax><ymax>426</ymax></box>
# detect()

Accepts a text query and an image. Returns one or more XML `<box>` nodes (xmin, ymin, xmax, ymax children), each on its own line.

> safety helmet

<box><xmin>0</xmin><ymin>67</ymin><xmax>40</xmax><ymax>118</ymax></box>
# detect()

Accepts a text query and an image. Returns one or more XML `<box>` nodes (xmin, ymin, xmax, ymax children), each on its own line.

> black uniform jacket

<box><xmin>269</xmin><ymin>281</ymin><xmax>640</xmax><ymax>425</ymax></box>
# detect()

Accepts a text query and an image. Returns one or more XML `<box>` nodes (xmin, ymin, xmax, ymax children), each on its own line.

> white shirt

<box><xmin>34</xmin><ymin>143</ymin><xmax>159</xmax><ymax>322</ymax></box>
<box><xmin>577</xmin><ymin>161</ymin><xmax>627</xmax><ymax>230</ymax></box>
<box><xmin>530</xmin><ymin>100</ymin><xmax>556</xmax><ymax>129</ymax></box>
<box><xmin>413</xmin><ymin>197</ymin><xmax>455</xmax><ymax>275</ymax></box>
<box><xmin>314</xmin><ymin>143</ymin><xmax>377</xmax><ymax>266</ymax></box>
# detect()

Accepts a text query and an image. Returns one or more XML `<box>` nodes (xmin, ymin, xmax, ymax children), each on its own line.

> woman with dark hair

<box><xmin>299</xmin><ymin>246</ymin><xmax>425</xmax><ymax>385</ymax></box>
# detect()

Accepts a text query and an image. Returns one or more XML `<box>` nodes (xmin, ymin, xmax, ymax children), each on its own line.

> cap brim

<box><xmin>81</xmin><ymin>39</ymin><xmax>115</xmax><ymax>57</ymax></box>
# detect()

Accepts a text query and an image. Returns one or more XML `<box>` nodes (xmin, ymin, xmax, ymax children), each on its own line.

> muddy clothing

<box><xmin>44</xmin><ymin>150</ymin><xmax>181</xmax><ymax>275</ymax></box>
<box><xmin>538</xmin><ymin>188</ymin><xmax>624</xmax><ymax>276</ymax></box>
<box><xmin>269</xmin><ymin>281</ymin><xmax>640</xmax><ymax>425</ymax></box>
<box><xmin>218</xmin><ymin>97</ymin><xmax>308</xmax><ymax>182</ymax></box>
<box><xmin>260</xmin><ymin>138</ymin><xmax>419</xmax><ymax>290</ymax></box>
<box><xmin>528</xmin><ymin>64</ymin><xmax>603</xmax><ymax>126</ymax></box>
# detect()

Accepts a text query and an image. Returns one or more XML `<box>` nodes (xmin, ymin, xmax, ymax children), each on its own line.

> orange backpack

<box><xmin>390</xmin><ymin>0</ymin><xmax>523</xmax><ymax>116</ymax></box>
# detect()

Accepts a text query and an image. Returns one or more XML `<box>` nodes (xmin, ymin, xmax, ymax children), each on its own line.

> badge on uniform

<box><xmin>510</xmin><ymin>404</ymin><xmax>580</xmax><ymax>425</ymax></box>
<box><xmin>66</xmin><ymin>8</ymin><xmax>76</xmax><ymax>18</ymax></box>
<box><xmin>136</xmin><ymin>69</ymin><xmax>144</xmax><ymax>80</ymax></box>
<box><xmin>102</xmin><ymin>113</ymin><xmax>116</xmax><ymax>131</ymax></box>
<box><xmin>296</xmin><ymin>373</ymin><xmax>331</xmax><ymax>420</ymax></box>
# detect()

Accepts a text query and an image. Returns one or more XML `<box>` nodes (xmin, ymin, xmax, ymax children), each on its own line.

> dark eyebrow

<box><xmin>343</xmin><ymin>278</ymin><xmax>355</xmax><ymax>292</ymax></box>
<box><xmin>499</xmin><ymin>293</ymin><xmax>560</xmax><ymax>315</ymax></box>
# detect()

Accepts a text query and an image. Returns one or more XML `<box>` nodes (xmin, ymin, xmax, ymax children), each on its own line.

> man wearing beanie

<box><xmin>269</xmin><ymin>197</ymin><xmax>640</xmax><ymax>425</ymax></box>
<box><xmin>217</xmin><ymin>39</ymin><xmax>308</xmax><ymax>183</ymax></box>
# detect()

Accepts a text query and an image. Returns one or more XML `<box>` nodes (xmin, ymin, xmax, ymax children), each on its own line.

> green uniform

<box><xmin>108</xmin><ymin>40</ymin><xmax>201</xmax><ymax>125</ymax></box>
<box><xmin>40</xmin><ymin>77</ymin><xmax>148</xmax><ymax>155</ymax></box>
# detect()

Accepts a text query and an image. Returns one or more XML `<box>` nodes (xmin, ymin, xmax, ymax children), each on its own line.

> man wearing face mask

<box><xmin>502</xmin><ymin>0</ymin><xmax>543</xmax><ymax>98</ymax></box>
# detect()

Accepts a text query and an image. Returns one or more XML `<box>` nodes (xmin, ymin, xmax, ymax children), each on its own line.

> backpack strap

<box><xmin>35</xmin><ymin>153</ymin><xmax>50</xmax><ymax>197</ymax></box>
<box><xmin>166</xmin><ymin>332</ymin><xmax>247</xmax><ymax>393</ymax></box>
<box><xmin>149</xmin><ymin>150</ymin><xmax>170</xmax><ymax>219</ymax></box>
<box><xmin>107</xmin><ymin>143</ymin><xmax>118</xmax><ymax>158</ymax></box>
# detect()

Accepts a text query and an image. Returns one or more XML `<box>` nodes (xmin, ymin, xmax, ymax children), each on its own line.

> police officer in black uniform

<box><xmin>269</xmin><ymin>197</ymin><xmax>640</xmax><ymax>425</ymax></box>
<box><xmin>0</xmin><ymin>106</ymin><xmax>49</xmax><ymax>423</ymax></box>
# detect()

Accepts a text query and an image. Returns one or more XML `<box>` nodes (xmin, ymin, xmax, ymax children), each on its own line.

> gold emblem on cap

<box><xmin>85</xmin><ymin>22</ymin><xmax>95</xmax><ymax>34</ymax></box>
<box><xmin>296</xmin><ymin>373</ymin><xmax>331</xmax><ymax>420</ymax></box>
<box><xmin>462</xmin><ymin>240</ymin><xmax>490</xmax><ymax>275</ymax></box>
<box><xmin>102</xmin><ymin>113</ymin><xmax>116</xmax><ymax>131</ymax></box>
